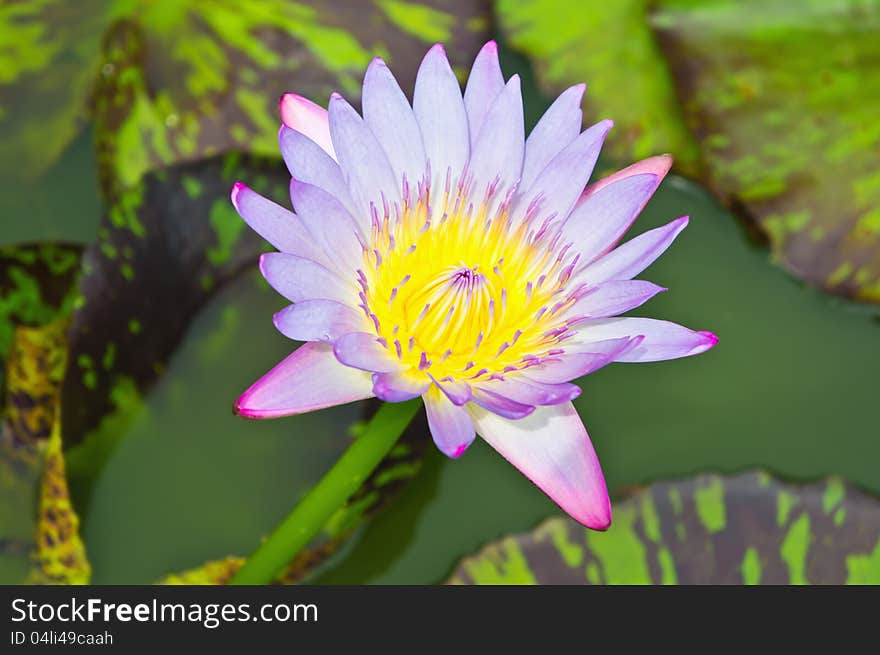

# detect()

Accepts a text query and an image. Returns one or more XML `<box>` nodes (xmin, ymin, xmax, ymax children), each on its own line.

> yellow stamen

<box><xmin>360</xmin><ymin>176</ymin><xmax>580</xmax><ymax>381</ymax></box>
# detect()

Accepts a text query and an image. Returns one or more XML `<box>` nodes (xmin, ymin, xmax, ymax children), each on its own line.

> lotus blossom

<box><xmin>231</xmin><ymin>41</ymin><xmax>716</xmax><ymax>530</ymax></box>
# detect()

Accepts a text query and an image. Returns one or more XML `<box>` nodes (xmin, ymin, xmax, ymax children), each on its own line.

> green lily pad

<box><xmin>448</xmin><ymin>471</ymin><xmax>880</xmax><ymax>584</ymax></box>
<box><xmin>0</xmin><ymin>0</ymin><xmax>115</xmax><ymax>181</ymax></box>
<box><xmin>0</xmin><ymin>242</ymin><xmax>84</xmax><ymax>583</ymax></box>
<box><xmin>92</xmin><ymin>0</ymin><xmax>490</xmax><ymax>196</ymax></box>
<box><xmin>1</xmin><ymin>319</ymin><xmax>90</xmax><ymax>584</ymax></box>
<box><xmin>2</xmin><ymin>0</ymin><xmax>491</xmax><ymax>187</ymax></box>
<box><xmin>497</xmin><ymin>0</ymin><xmax>880</xmax><ymax>302</ymax></box>
<box><xmin>0</xmin><ymin>242</ymin><xmax>82</xmax><ymax>361</ymax></box>
<box><xmin>496</xmin><ymin>0</ymin><xmax>700</xmax><ymax>173</ymax></box>
<box><xmin>652</xmin><ymin>0</ymin><xmax>880</xmax><ymax>301</ymax></box>
<box><xmin>60</xmin><ymin>153</ymin><xmax>287</xmax><ymax>457</ymax></box>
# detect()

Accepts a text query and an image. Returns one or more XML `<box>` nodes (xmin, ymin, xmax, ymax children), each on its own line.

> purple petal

<box><xmin>279</xmin><ymin>93</ymin><xmax>335</xmax><ymax>159</ymax></box>
<box><xmin>333</xmin><ymin>331</ymin><xmax>405</xmax><ymax>372</ymax></box>
<box><xmin>564</xmin><ymin>174</ymin><xmax>661</xmax><ymax>263</ymax></box>
<box><xmin>467</xmin><ymin>75</ymin><xmax>524</xmax><ymax>196</ymax></box>
<box><xmin>278</xmin><ymin>127</ymin><xmax>357</xmax><ymax>219</ymax></box>
<box><xmin>524</xmin><ymin>337</ymin><xmax>637</xmax><ymax>383</ymax></box>
<box><xmin>521</xmin><ymin>84</ymin><xmax>585</xmax><ymax>189</ymax></box>
<box><xmin>431</xmin><ymin>376</ymin><xmax>473</xmax><ymax>405</ymax></box>
<box><xmin>328</xmin><ymin>93</ymin><xmax>401</xmax><ymax>219</ymax></box>
<box><xmin>259</xmin><ymin>252</ymin><xmax>353</xmax><ymax>304</ymax></box>
<box><xmin>514</xmin><ymin>119</ymin><xmax>612</xmax><ymax>225</ymax></box>
<box><xmin>574</xmin><ymin>216</ymin><xmax>689</xmax><ymax>285</ymax></box>
<box><xmin>235</xmin><ymin>342</ymin><xmax>373</xmax><ymax>419</ymax></box>
<box><xmin>579</xmin><ymin>154</ymin><xmax>672</xmax><ymax>207</ymax></box>
<box><xmin>573</xmin><ymin>317</ymin><xmax>718</xmax><ymax>363</ymax></box>
<box><xmin>565</xmin><ymin>279</ymin><xmax>666</xmax><ymax>320</ymax></box>
<box><xmin>231</xmin><ymin>183</ymin><xmax>325</xmax><ymax>263</ymax></box>
<box><xmin>476</xmin><ymin>376</ymin><xmax>581</xmax><ymax>406</ymax></box>
<box><xmin>424</xmin><ymin>387</ymin><xmax>476</xmax><ymax>458</ymax></box>
<box><xmin>363</xmin><ymin>58</ymin><xmax>427</xmax><ymax>190</ymax></box>
<box><xmin>372</xmin><ymin>371</ymin><xmax>430</xmax><ymax>402</ymax></box>
<box><xmin>289</xmin><ymin>179</ymin><xmax>363</xmax><ymax>274</ymax></box>
<box><xmin>471</xmin><ymin>402</ymin><xmax>611</xmax><ymax>529</ymax></box>
<box><xmin>463</xmin><ymin>40</ymin><xmax>506</xmax><ymax>143</ymax></box>
<box><xmin>471</xmin><ymin>386</ymin><xmax>535</xmax><ymax>419</ymax></box>
<box><xmin>273</xmin><ymin>300</ymin><xmax>365</xmax><ymax>343</ymax></box>
<box><xmin>413</xmin><ymin>44</ymin><xmax>469</xmax><ymax>191</ymax></box>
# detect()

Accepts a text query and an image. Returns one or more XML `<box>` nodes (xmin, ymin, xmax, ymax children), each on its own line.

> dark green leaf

<box><xmin>496</xmin><ymin>0</ymin><xmax>700</xmax><ymax>173</ymax></box>
<box><xmin>0</xmin><ymin>0</ymin><xmax>112</xmax><ymax>181</ymax></box>
<box><xmin>652</xmin><ymin>0</ymin><xmax>880</xmax><ymax>301</ymax></box>
<box><xmin>498</xmin><ymin>0</ymin><xmax>880</xmax><ymax>302</ymax></box>
<box><xmin>94</xmin><ymin>0</ymin><xmax>492</xmax><ymax>194</ymax></box>
<box><xmin>61</xmin><ymin>154</ymin><xmax>288</xmax><ymax>455</ymax></box>
<box><xmin>448</xmin><ymin>471</ymin><xmax>880</xmax><ymax>584</ymax></box>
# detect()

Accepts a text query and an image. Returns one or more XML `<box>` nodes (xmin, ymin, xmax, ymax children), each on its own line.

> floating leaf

<box><xmin>2</xmin><ymin>0</ymin><xmax>491</xmax><ymax>186</ymax></box>
<box><xmin>0</xmin><ymin>0</ymin><xmax>115</xmax><ymax>181</ymax></box>
<box><xmin>1</xmin><ymin>319</ymin><xmax>90</xmax><ymax>584</ymax></box>
<box><xmin>27</xmin><ymin>417</ymin><xmax>91</xmax><ymax>584</ymax></box>
<box><xmin>496</xmin><ymin>0</ymin><xmax>700</xmax><ymax>172</ymax></box>
<box><xmin>0</xmin><ymin>243</ymin><xmax>83</xmax><ymax>583</ymax></box>
<box><xmin>499</xmin><ymin>0</ymin><xmax>880</xmax><ymax>302</ymax></box>
<box><xmin>651</xmin><ymin>0</ymin><xmax>880</xmax><ymax>301</ymax></box>
<box><xmin>0</xmin><ymin>243</ymin><xmax>82</xmax><ymax>362</ymax></box>
<box><xmin>93</xmin><ymin>0</ymin><xmax>491</xmax><ymax>194</ymax></box>
<box><xmin>61</xmin><ymin>154</ymin><xmax>288</xmax><ymax>460</ymax></box>
<box><xmin>448</xmin><ymin>471</ymin><xmax>880</xmax><ymax>584</ymax></box>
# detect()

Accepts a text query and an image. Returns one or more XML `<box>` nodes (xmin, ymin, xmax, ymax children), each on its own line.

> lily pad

<box><xmin>0</xmin><ymin>0</ymin><xmax>114</xmax><ymax>181</ymax></box>
<box><xmin>92</xmin><ymin>0</ymin><xmax>492</xmax><ymax>195</ymax></box>
<box><xmin>651</xmin><ymin>0</ymin><xmax>880</xmax><ymax>301</ymax></box>
<box><xmin>498</xmin><ymin>0</ymin><xmax>880</xmax><ymax>302</ymax></box>
<box><xmin>1</xmin><ymin>319</ymin><xmax>89</xmax><ymax>584</ymax></box>
<box><xmin>496</xmin><ymin>0</ymin><xmax>700</xmax><ymax>172</ymax></box>
<box><xmin>0</xmin><ymin>242</ymin><xmax>82</xmax><ymax>361</ymax></box>
<box><xmin>0</xmin><ymin>242</ymin><xmax>84</xmax><ymax>583</ymax></box>
<box><xmin>2</xmin><ymin>0</ymin><xmax>490</xmax><ymax>187</ymax></box>
<box><xmin>60</xmin><ymin>153</ymin><xmax>287</xmax><ymax>456</ymax></box>
<box><xmin>448</xmin><ymin>471</ymin><xmax>880</xmax><ymax>584</ymax></box>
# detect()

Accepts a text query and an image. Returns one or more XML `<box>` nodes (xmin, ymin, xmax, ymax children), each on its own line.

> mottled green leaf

<box><xmin>0</xmin><ymin>0</ymin><xmax>116</xmax><ymax>181</ymax></box>
<box><xmin>0</xmin><ymin>243</ymin><xmax>84</xmax><ymax>583</ymax></box>
<box><xmin>27</xmin><ymin>417</ymin><xmax>91</xmax><ymax>584</ymax></box>
<box><xmin>94</xmin><ymin>0</ymin><xmax>491</xmax><ymax>195</ymax></box>
<box><xmin>2</xmin><ymin>0</ymin><xmax>490</xmax><ymax>186</ymax></box>
<box><xmin>652</xmin><ymin>0</ymin><xmax>880</xmax><ymax>301</ymax></box>
<box><xmin>496</xmin><ymin>0</ymin><xmax>700</xmax><ymax>172</ymax></box>
<box><xmin>448</xmin><ymin>472</ymin><xmax>880</xmax><ymax>584</ymax></box>
<box><xmin>61</xmin><ymin>154</ymin><xmax>288</xmax><ymax>460</ymax></box>
<box><xmin>1</xmin><ymin>319</ymin><xmax>90</xmax><ymax>584</ymax></box>
<box><xmin>498</xmin><ymin>0</ymin><xmax>880</xmax><ymax>302</ymax></box>
<box><xmin>0</xmin><ymin>243</ymin><xmax>82</xmax><ymax>361</ymax></box>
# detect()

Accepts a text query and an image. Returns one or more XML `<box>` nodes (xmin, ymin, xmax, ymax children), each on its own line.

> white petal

<box><xmin>413</xmin><ymin>44</ymin><xmax>469</xmax><ymax>192</ymax></box>
<box><xmin>522</xmin><ymin>84</ymin><xmax>585</xmax><ymax>189</ymax></box>
<box><xmin>470</xmin><ymin>402</ymin><xmax>611</xmax><ymax>529</ymax></box>
<box><xmin>363</xmin><ymin>58</ymin><xmax>427</xmax><ymax>190</ymax></box>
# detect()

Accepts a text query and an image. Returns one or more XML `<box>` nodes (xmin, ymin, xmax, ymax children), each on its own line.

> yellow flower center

<box><xmin>360</xmin><ymin>178</ymin><xmax>580</xmax><ymax>381</ymax></box>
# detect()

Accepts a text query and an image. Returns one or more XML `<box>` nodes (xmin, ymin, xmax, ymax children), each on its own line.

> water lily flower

<box><xmin>232</xmin><ymin>41</ymin><xmax>716</xmax><ymax>530</ymax></box>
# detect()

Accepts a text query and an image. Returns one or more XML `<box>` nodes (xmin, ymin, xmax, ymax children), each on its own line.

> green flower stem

<box><xmin>229</xmin><ymin>399</ymin><xmax>421</xmax><ymax>585</ymax></box>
